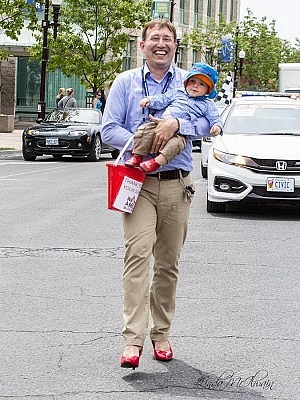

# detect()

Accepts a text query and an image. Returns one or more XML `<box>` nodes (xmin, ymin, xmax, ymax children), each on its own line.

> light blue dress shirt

<box><xmin>101</xmin><ymin>64</ymin><xmax>210</xmax><ymax>172</ymax></box>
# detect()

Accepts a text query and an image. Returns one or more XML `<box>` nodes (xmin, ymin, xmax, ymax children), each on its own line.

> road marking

<box><xmin>0</xmin><ymin>164</ymin><xmax>75</xmax><ymax>179</ymax></box>
<box><xmin>0</xmin><ymin>162</ymin><xmax>41</xmax><ymax>166</ymax></box>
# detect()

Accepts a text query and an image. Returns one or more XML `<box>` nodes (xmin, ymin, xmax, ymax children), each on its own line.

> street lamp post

<box><xmin>239</xmin><ymin>49</ymin><xmax>246</xmax><ymax>77</ymax></box>
<box><xmin>233</xmin><ymin>49</ymin><xmax>246</xmax><ymax>97</ymax></box>
<box><xmin>169</xmin><ymin>0</ymin><xmax>175</xmax><ymax>22</ymax></box>
<box><xmin>233</xmin><ymin>26</ymin><xmax>246</xmax><ymax>98</ymax></box>
<box><xmin>174</xmin><ymin>29</ymin><xmax>182</xmax><ymax>64</ymax></box>
<box><xmin>37</xmin><ymin>0</ymin><xmax>62</xmax><ymax>122</ymax></box>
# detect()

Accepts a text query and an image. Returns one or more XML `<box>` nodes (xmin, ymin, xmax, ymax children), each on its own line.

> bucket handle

<box><xmin>113</xmin><ymin>136</ymin><xmax>133</xmax><ymax>166</ymax></box>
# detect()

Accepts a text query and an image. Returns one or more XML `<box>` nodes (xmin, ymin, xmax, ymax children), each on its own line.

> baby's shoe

<box><xmin>125</xmin><ymin>155</ymin><xmax>143</xmax><ymax>168</ymax></box>
<box><xmin>139</xmin><ymin>159</ymin><xmax>161</xmax><ymax>173</ymax></box>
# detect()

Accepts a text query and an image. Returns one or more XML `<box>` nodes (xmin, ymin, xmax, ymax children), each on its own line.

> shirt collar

<box><xmin>143</xmin><ymin>63</ymin><xmax>174</xmax><ymax>82</ymax></box>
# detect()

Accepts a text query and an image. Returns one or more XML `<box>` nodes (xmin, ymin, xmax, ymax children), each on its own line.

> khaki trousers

<box><xmin>121</xmin><ymin>173</ymin><xmax>193</xmax><ymax>346</ymax></box>
<box><xmin>133</xmin><ymin>121</ymin><xmax>187</xmax><ymax>162</ymax></box>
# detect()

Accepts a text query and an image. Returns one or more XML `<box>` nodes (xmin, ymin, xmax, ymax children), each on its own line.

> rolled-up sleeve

<box><xmin>101</xmin><ymin>75</ymin><xmax>134</xmax><ymax>150</ymax></box>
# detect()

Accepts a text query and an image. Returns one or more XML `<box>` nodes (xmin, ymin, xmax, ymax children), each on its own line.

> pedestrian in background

<box><xmin>57</xmin><ymin>88</ymin><xmax>77</xmax><ymax>109</ymax></box>
<box><xmin>93</xmin><ymin>89</ymin><xmax>106</xmax><ymax>114</ymax></box>
<box><xmin>55</xmin><ymin>87</ymin><xmax>65</xmax><ymax>107</ymax></box>
<box><xmin>101</xmin><ymin>19</ymin><xmax>212</xmax><ymax>370</ymax></box>
<box><xmin>93</xmin><ymin>92</ymin><xmax>102</xmax><ymax>111</ymax></box>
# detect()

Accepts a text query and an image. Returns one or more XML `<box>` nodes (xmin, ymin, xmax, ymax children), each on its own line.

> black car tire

<box><xmin>22</xmin><ymin>147</ymin><xmax>36</xmax><ymax>161</ymax></box>
<box><xmin>201</xmin><ymin>160</ymin><xmax>208</xmax><ymax>179</ymax></box>
<box><xmin>87</xmin><ymin>134</ymin><xmax>102</xmax><ymax>162</ymax></box>
<box><xmin>111</xmin><ymin>149</ymin><xmax>120</xmax><ymax>159</ymax></box>
<box><xmin>207</xmin><ymin>198</ymin><xmax>226</xmax><ymax>213</ymax></box>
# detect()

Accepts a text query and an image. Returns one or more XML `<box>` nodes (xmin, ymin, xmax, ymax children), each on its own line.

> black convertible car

<box><xmin>22</xmin><ymin>108</ymin><xmax>119</xmax><ymax>161</ymax></box>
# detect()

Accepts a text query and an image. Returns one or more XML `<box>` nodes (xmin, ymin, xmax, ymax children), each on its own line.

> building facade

<box><xmin>0</xmin><ymin>0</ymin><xmax>240</xmax><ymax>120</ymax></box>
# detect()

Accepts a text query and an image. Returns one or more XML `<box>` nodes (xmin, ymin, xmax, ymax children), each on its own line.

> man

<box><xmin>101</xmin><ymin>19</ymin><xmax>212</xmax><ymax>369</ymax></box>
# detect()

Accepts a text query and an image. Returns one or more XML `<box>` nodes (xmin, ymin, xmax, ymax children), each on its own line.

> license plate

<box><xmin>46</xmin><ymin>137</ymin><xmax>59</xmax><ymax>146</ymax></box>
<box><xmin>267</xmin><ymin>177</ymin><xmax>295</xmax><ymax>192</ymax></box>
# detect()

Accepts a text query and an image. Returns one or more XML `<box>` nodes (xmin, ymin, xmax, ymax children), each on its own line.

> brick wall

<box><xmin>1</xmin><ymin>57</ymin><xmax>16</xmax><ymax>116</ymax></box>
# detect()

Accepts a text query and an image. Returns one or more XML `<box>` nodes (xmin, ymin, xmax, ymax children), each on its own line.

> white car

<box><xmin>201</xmin><ymin>135</ymin><xmax>213</xmax><ymax>178</ymax></box>
<box><xmin>206</xmin><ymin>96</ymin><xmax>300</xmax><ymax>213</ymax></box>
<box><xmin>201</xmin><ymin>101</ymin><xmax>227</xmax><ymax>178</ymax></box>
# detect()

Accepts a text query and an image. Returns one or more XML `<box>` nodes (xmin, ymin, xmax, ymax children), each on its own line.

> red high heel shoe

<box><xmin>152</xmin><ymin>340</ymin><xmax>173</xmax><ymax>361</ymax></box>
<box><xmin>120</xmin><ymin>346</ymin><xmax>143</xmax><ymax>370</ymax></box>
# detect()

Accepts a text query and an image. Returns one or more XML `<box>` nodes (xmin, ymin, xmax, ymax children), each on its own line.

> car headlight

<box><xmin>68</xmin><ymin>130</ymin><xmax>88</xmax><ymax>136</ymax></box>
<box><xmin>26</xmin><ymin>129</ymin><xmax>39</xmax><ymax>136</ymax></box>
<box><xmin>213</xmin><ymin>148</ymin><xmax>257</xmax><ymax>168</ymax></box>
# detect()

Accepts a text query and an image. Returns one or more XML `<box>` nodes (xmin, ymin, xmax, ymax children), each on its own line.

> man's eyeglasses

<box><xmin>148</xmin><ymin>35</ymin><xmax>174</xmax><ymax>43</ymax></box>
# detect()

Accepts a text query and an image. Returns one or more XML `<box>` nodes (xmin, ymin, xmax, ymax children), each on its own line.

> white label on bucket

<box><xmin>113</xmin><ymin>176</ymin><xmax>144</xmax><ymax>213</ymax></box>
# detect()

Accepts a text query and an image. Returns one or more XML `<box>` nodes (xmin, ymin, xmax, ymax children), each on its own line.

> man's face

<box><xmin>140</xmin><ymin>25</ymin><xmax>177</xmax><ymax>68</ymax></box>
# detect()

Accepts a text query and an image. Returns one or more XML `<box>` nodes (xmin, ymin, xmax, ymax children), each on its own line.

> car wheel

<box><xmin>111</xmin><ymin>149</ymin><xmax>120</xmax><ymax>159</ymax></box>
<box><xmin>52</xmin><ymin>155</ymin><xmax>63</xmax><ymax>160</ymax></box>
<box><xmin>22</xmin><ymin>147</ymin><xmax>36</xmax><ymax>161</ymax></box>
<box><xmin>207</xmin><ymin>198</ymin><xmax>227</xmax><ymax>213</ymax></box>
<box><xmin>201</xmin><ymin>160</ymin><xmax>207</xmax><ymax>179</ymax></box>
<box><xmin>87</xmin><ymin>134</ymin><xmax>102</xmax><ymax>161</ymax></box>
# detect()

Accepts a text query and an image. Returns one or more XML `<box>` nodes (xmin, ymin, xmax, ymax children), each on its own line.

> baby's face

<box><xmin>186</xmin><ymin>77</ymin><xmax>209</xmax><ymax>97</ymax></box>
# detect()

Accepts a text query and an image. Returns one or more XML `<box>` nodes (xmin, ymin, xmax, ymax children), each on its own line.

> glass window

<box><xmin>122</xmin><ymin>40</ymin><xmax>132</xmax><ymax>71</ymax></box>
<box><xmin>177</xmin><ymin>48</ymin><xmax>184</xmax><ymax>69</ymax></box>
<box><xmin>230</xmin><ymin>0</ymin><xmax>234</xmax><ymax>20</ymax></box>
<box><xmin>194</xmin><ymin>0</ymin><xmax>199</xmax><ymax>26</ymax></box>
<box><xmin>16</xmin><ymin>57</ymin><xmax>87</xmax><ymax>117</ymax></box>
<box><xmin>17</xmin><ymin>58</ymin><xmax>40</xmax><ymax>107</ymax></box>
<box><xmin>219</xmin><ymin>0</ymin><xmax>224</xmax><ymax>14</ymax></box>
<box><xmin>180</xmin><ymin>0</ymin><xmax>188</xmax><ymax>24</ymax></box>
<box><xmin>192</xmin><ymin>49</ymin><xmax>198</xmax><ymax>65</ymax></box>
<box><xmin>207</xmin><ymin>0</ymin><xmax>212</xmax><ymax>17</ymax></box>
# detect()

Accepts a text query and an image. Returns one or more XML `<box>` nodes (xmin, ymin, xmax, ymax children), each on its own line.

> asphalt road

<box><xmin>0</xmin><ymin>151</ymin><xmax>299</xmax><ymax>400</ymax></box>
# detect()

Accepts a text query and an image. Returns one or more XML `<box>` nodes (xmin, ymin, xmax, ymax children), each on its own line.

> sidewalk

<box><xmin>0</xmin><ymin>130</ymin><xmax>22</xmax><ymax>150</ymax></box>
<box><xmin>0</xmin><ymin>121</ymin><xmax>33</xmax><ymax>158</ymax></box>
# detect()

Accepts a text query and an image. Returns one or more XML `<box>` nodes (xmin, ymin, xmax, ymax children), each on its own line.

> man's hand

<box><xmin>149</xmin><ymin>114</ymin><xmax>179</xmax><ymax>153</ymax></box>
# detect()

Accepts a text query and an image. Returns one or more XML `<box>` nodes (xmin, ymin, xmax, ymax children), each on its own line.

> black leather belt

<box><xmin>148</xmin><ymin>169</ymin><xmax>189</xmax><ymax>180</ymax></box>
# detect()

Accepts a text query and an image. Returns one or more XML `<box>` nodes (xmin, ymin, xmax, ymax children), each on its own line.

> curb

<box><xmin>0</xmin><ymin>150</ymin><xmax>22</xmax><ymax>159</ymax></box>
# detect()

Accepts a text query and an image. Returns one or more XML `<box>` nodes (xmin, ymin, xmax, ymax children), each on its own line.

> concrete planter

<box><xmin>0</xmin><ymin>115</ymin><xmax>14</xmax><ymax>133</ymax></box>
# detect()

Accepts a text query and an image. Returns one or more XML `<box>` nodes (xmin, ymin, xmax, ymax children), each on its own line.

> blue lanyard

<box><xmin>141</xmin><ymin>64</ymin><xmax>175</xmax><ymax>121</ymax></box>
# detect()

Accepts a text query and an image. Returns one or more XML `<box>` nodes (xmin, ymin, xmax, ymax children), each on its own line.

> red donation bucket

<box><xmin>106</xmin><ymin>163</ymin><xmax>146</xmax><ymax>213</ymax></box>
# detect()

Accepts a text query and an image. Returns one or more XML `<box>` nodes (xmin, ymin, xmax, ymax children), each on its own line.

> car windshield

<box><xmin>224</xmin><ymin>103</ymin><xmax>300</xmax><ymax>135</ymax></box>
<box><xmin>44</xmin><ymin>109</ymin><xmax>100</xmax><ymax>124</ymax></box>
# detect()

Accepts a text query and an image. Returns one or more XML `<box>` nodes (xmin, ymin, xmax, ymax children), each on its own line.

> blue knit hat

<box><xmin>183</xmin><ymin>62</ymin><xmax>218</xmax><ymax>99</ymax></box>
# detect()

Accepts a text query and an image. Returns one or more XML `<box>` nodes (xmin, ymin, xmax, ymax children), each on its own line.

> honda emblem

<box><xmin>275</xmin><ymin>161</ymin><xmax>287</xmax><ymax>170</ymax></box>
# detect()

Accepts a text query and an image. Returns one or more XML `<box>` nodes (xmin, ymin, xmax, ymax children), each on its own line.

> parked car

<box><xmin>206</xmin><ymin>96</ymin><xmax>300</xmax><ymax>212</ymax></box>
<box><xmin>192</xmin><ymin>100</ymin><xmax>226</xmax><ymax>151</ymax></box>
<box><xmin>22</xmin><ymin>108</ymin><xmax>119</xmax><ymax>161</ymax></box>
<box><xmin>192</xmin><ymin>137</ymin><xmax>202</xmax><ymax>151</ymax></box>
<box><xmin>200</xmin><ymin>101</ymin><xmax>228</xmax><ymax>178</ymax></box>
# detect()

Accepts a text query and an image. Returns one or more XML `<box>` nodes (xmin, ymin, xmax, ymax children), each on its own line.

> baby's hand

<box><xmin>210</xmin><ymin>125</ymin><xmax>221</xmax><ymax>136</ymax></box>
<box><xmin>140</xmin><ymin>97</ymin><xmax>151</xmax><ymax>108</ymax></box>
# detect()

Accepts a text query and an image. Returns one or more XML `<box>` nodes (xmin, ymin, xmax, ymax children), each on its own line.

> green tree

<box><xmin>181</xmin><ymin>15</ymin><xmax>236</xmax><ymax>72</ymax></box>
<box><xmin>238</xmin><ymin>10</ymin><xmax>283</xmax><ymax>91</ymax></box>
<box><xmin>29</xmin><ymin>0</ymin><xmax>151</xmax><ymax>94</ymax></box>
<box><xmin>0</xmin><ymin>0</ymin><xmax>37</xmax><ymax>59</ymax></box>
<box><xmin>280</xmin><ymin>39</ymin><xmax>300</xmax><ymax>63</ymax></box>
<box><xmin>181</xmin><ymin>9</ymin><xmax>300</xmax><ymax>92</ymax></box>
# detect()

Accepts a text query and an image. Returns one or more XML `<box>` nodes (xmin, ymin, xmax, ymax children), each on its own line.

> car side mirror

<box><xmin>36</xmin><ymin>118</ymin><xmax>43</xmax><ymax>124</ymax></box>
